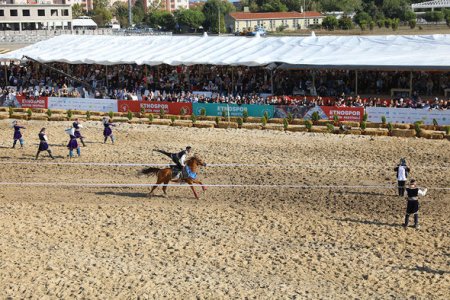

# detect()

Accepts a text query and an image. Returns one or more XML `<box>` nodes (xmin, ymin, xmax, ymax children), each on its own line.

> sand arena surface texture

<box><xmin>0</xmin><ymin>119</ymin><xmax>449</xmax><ymax>298</ymax></box>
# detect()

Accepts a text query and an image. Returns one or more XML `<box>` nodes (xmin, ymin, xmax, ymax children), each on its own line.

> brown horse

<box><xmin>140</xmin><ymin>154</ymin><xmax>207</xmax><ymax>199</ymax></box>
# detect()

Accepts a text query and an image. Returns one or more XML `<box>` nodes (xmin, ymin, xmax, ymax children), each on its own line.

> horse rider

<box><xmin>153</xmin><ymin>146</ymin><xmax>192</xmax><ymax>175</ymax></box>
<box><xmin>394</xmin><ymin>158</ymin><xmax>410</xmax><ymax>196</ymax></box>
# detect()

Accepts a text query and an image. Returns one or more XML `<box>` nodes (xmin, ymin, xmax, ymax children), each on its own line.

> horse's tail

<box><xmin>139</xmin><ymin>167</ymin><xmax>161</xmax><ymax>176</ymax></box>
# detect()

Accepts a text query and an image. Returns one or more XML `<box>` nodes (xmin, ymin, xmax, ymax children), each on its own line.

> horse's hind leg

<box><xmin>162</xmin><ymin>178</ymin><xmax>170</xmax><ymax>197</ymax></box>
<box><xmin>149</xmin><ymin>177</ymin><xmax>163</xmax><ymax>197</ymax></box>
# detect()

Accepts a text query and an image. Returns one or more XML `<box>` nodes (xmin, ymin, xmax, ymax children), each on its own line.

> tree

<box><xmin>338</xmin><ymin>16</ymin><xmax>354</xmax><ymax>30</ymax></box>
<box><xmin>423</xmin><ymin>11</ymin><xmax>444</xmax><ymax>24</ymax></box>
<box><xmin>132</xmin><ymin>0</ymin><xmax>146</xmax><ymax>25</ymax></box>
<box><xmin>202</xmin><ymin>0</ymin><xmax>235</xmax><ymax>33</ymax></box>
<box><xmin>113</xmin><ymin>2</ymin><xmax>129</xmax><ymax>28</ymax></box>
<box><xmin>72</xmin><ymin>3</ymin><xmax>84</xmax><ymax>18</ymax></box>
<box><xmin>92</xmin><ymin>7</ymin><xmax>112</xmax><ymax>27</ymax></box>
<box><xmin>353</xmin><ymin>11</ymin><xmax>372</xmax><ymax>25</ymax></box>
<box><xmin>175</xmin><ymin>9</ymin><xmax>206</xmax><ymax>32</ymax></box>
<box><xmin>319</xmin><ymin>0</ymin><xmax>362</xmax><ymax>14</ymax></box>
<box><xmin>322</xmin><ymin>15</ymin><xmax>338</xmax><ymax>30</ymax></box>
<box><xmin>261</xmin><ymin>0</ymin><xmax>288</xmax><ymax>12</ymax></box>
<box><xmin>145</xmin><ymin>10</ymin><xmax>176</xmax><ymax>31</ymax></box>
<box><xmin>93</xmin><ymin>0</ymin><xmax>109</xmax><ymax>10</ymax></box>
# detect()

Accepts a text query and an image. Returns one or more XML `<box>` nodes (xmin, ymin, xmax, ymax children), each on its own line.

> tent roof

<box><xmin>1</xmin><ymin>34</ymin><xmax>450</xmax><ymax>70</ymax></box>
<box><xmin>72</xmin><ymin>18</ymin><xmax>98</xmax><ymax>27</ymax></box>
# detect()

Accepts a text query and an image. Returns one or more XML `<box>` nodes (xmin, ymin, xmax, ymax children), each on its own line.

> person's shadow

<box><xmin>334</xmin><ymin>217</ymin><xmax>403</xmax><ymax>228</ymax></box>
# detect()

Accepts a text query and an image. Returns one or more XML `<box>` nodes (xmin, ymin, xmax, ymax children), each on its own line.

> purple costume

<box><xmin>103</xmin><ymin>122</ymin><xmax>114</xmax><ymax>137</ymax></box>
<box><xmin>38</xmin><ymin>132</ymin><xmax>49</xmax><ymax>151</ymax></box>
<box><xmin>67</xmin><ymin>135</ymin><xmax>78</xmax><ymax>150</ymax></box>
<box><xmin>73</xmin><ymin>121</ymin><xmax>83</xmax><ymax>139</ymax></box>
<box><xmin>13</xmin><ymin>125</ymin><xmax>24</xmax><ymax>140</ymax></box>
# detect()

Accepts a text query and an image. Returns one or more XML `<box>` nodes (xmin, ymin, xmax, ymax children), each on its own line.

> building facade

<box><xmin>0</xmin><ymin>3</ymin><xmax>72</xmax><ymax>30</ymax></box>
<box><xmin>226</xmin><ymin>11</ymin><xmax>325</xmax><ymax>32</ymax></box>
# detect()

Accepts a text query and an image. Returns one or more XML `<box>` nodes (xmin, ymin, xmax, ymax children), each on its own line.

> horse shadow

<box><xmin>334</xmin><ymin>217</ymin><xmax>403</xmax><ymax>228</ymax></box>
<box><xmin>94</xmin><ymin>191</ymin><xmax>193</xmax><ymax>200</ymax></box>
<box><xmin>396</xmin><ymin>265</ymin><xmax>449</xmax><ymax>275</ymax></box>
<box><xmin>343</xmin><ymin>191</ymin><xmax>390</xmax><ymax>196</ymax></box>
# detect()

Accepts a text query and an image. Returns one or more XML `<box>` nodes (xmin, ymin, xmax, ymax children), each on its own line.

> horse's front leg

<box><xmin>186</xmin><ymin>179</ymin><xmax>199</xmax><ymax>199</ymax></box>
<box><xmin>192</xmin><ymin>179</ymin><xmax>207</xmax><ymax>192</ymax></box>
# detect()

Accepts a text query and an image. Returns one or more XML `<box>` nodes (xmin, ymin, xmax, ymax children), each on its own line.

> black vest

<box><xmin>38</xmin><ymin>133</ymin><xmax>45</xmax><ymax>142</ymax></box>
<box><xmin>406</xmin><ymin>188</ymin><xmax>419</xmax><ymax>197</ymax></box>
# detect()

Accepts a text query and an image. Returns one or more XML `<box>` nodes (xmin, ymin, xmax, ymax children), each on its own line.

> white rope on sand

<box><xmin>0</xmin><ymin>161</ymin><xmax>449</xmax><ymax>169</ymax></box>
<box><xmin>0</xmin><ymin>181</ymin><xmax>448</xmax><ymax>190</ymax></box>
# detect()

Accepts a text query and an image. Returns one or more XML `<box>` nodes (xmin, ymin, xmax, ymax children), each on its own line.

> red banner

<box><xmin>321</xmin><ymin>106</ymin><xmax>364</xmax><ymax>122</ymax></box>
<box><xmin>118</xmin><ymin>101</ymin><xmax>192</xmax><ymax>115</ymax></box>
<box><xmin>16</xmin><ymin>95</ymin><xmax>48</xmax><ymax>109</ymax></box>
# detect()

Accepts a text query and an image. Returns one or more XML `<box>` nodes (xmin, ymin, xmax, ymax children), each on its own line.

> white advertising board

<box><xmin>48</xmin><ymin>97</ymin><xmax>118</xmax><ymax>113</ymax></box>
<box><xmin>366</xmin><ymin>107</ymin><xmax>450</xmax><ymax>125</ymax></box>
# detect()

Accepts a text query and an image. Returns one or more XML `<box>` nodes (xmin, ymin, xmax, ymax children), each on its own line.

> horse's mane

<box><xmin>186</xmin><ymin>154</ymin><xmax>202</xmax><ymax>165</ymax></box>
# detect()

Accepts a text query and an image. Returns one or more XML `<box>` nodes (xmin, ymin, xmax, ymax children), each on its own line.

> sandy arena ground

<box><xmin>0</xmin><ymin>119</ymin><xmax>449</xmax><ymax>299</ymax></box>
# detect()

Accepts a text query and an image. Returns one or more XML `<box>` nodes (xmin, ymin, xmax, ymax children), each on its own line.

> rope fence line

<box><xmin>0</xmin><ymin>182</ymin><xmax>448</xmax><ymax>190</ymax></box>
<box><xmin>0</xmin><ymin>161</ymin><xmax>449</xmax><ymax>170</ymax></box>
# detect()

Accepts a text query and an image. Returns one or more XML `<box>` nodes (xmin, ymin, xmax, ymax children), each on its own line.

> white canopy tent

<box><xmin>1</xmin><ymin>34</ymin><xmax>450</xmax><ymax>70</ymax></box>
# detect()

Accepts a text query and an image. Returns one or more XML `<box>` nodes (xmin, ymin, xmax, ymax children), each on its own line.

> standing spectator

<box><xmin>403</xmin><ymin>179</ymin><xmax>427</xmax><ymax>229</ymax></box>
<box><xmin>394</xmin><ymin>158</ymin><xmax>410</xmax><ymax>196</ymax></box>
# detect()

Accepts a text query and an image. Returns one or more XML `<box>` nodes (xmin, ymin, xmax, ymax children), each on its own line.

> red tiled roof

<box><xmin>229</xmin><ymin>11</ymin><xmax>323</xmax><ymax>20</ymax></box>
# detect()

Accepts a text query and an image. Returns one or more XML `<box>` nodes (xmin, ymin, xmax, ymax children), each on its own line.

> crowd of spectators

<box><xmin>0</xmin><ymin>62</ymin><xmax>449</xmax><ymax>110</ymax></box>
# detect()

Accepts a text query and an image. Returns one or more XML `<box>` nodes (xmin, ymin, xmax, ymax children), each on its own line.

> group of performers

<box><xmin>10</xmin><ymin>117</ymin><xmax>116</xmax><ymax>159</ymax></box>
<box><xmin>394</xmin><ymin>158</ymin><xmax>427</xmax><ymax>229</ymax></box>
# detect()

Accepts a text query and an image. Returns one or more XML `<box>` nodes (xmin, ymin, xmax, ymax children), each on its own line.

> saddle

<box><xmin>170</xmin><ymin>165</ymin><xmax>183</xmax><ymax>180</ymax></box>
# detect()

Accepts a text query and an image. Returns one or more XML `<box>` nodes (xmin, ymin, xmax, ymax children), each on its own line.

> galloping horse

<box><xmin>140</xmin><ymin>154</ymin><xmax>207</xmax><ymax>199</ymax></box>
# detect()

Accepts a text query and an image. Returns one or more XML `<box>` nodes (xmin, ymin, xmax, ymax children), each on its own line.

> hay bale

<box><xmin>50</xmin><ymin>109</ymin><xmax>66</xmax><ymax>114</ymax></box>
<box><xmin>419</xmin><ymin>130</ymin><xmax>444</xmax><ymax>139</ymax></box>
<box><xmin>347</xmin><ymin>129</ymin><xmax>362</xmax><ymax>135</ymax></box>
<box><xmin>419</xmin><ymin>124</ymin><xmax>436</xmax><ymax>131</ymax></box>
<box><xmin>90</xmin><ymin>111</ymin><xmax>103</xmax><ymax>116</ymax></box>
<box><xmin>89</xmin><ymin>116</ymin><xmax>104</xmax><ymax>121</ymax></box>
<box><xmin>13</xmin><ymin>108</ymin><xmax>27</xmax><ymax>113</ymax></box>
<box><xmin>309</xmin><ymin>126</ymin><xmax>328</xmax><ymax>133</ymax></box>
<box><xmin>362</xmin><ymin>129</ymin><xmax>389</xmax><ymax>136</ymax></box>
<box><xmin>71</xmin><ymin>110</ymin><xmax>86</xmax><ymax>115</ymax></box>
<box><xmin>241</xmin><ymin>123</ymin><xmax>262</xmax><ymax>130</ymax></box>
<box><xmin>10</xmin><ymin>114</ymin><xmax>28</xmax><ymax>120</ymax></box>
<box><xmin>217</xmin><ymin>122</ymin><xmax>238</xmax><ymax>129</ymax></box>
<box><xmin>0</xmin><ymin>107</ymin><xmax>8</xmax><ymax>112</ymax></box>
<box><xmin>286</xmin><ymin>125</ymin><xmax>308</xmax><ymax>132</ymax></box>
<box><xmin>316</xmin><ymin>120</ymin><xmax>330</xmax><ymax>126</ymax></box>
<box><xmin>268</xmin><ymin>118</ymin><xmax>284</xmax><ymax>124</ymax></box>
<box><xmin>392</xmin><ymin>123</ymin><xmax>410</xmax><ymax>129</ymax></box>
<box><xmin>245</xmin><ymin>117</ymin><xmax>262</xmax><ymax>123</ymax></box>
<box><xmin>291</xmin><ymin>119</ymin><xmax>306</xmax><ymax>125</ymax></box>
<box><xmin>30</xmin><ymin>116</ymin><xmax>48</xmax><ymax>121</ymax></box>
<box><xmin>151</xmin><ymin>119</ymin><xmax>171</xmax><ymax>126</ymax></box>
<box><xmin>264</xmin><ymin>124</ymin><xmax>284</xmax><ymax>131</ymax></box>
<box><xmin>31</xmin><ymin>108</ymin><xmax>45</xmax><ymax>113</ymax></box>
<box><xmin>112</xmin><ymin>118</ymin><xmax>130</xmax><ymax>123</ymax></box>
<box><xmin>179</xmin><ymin>115</ymin><xmax>191</xmax><ymax>120</ymax></box>
<box><xmin>0</xmin><ymin>114</ymin><xmax>9</xmax><ymax>119</ymax></box>
<box><xmin>193</xmin><ymin>122</ymin><xmax>215</xmax><ymax>128</ymax></box>
<box><xmin>48</xmin><ymin>116</ymin><xmax>67</xmax><ymax>121</ymax></box>
<box><xmin>391</xmin><ymin>129</ymin><xmax>416</xmax><ymax>138</ymax></box>
<box><xmin>166</xmin><ymin>114</ymin><xmax>180</xmax><ymax>120</ymax></box>
<box><xmin>341</xmin><ymin>121</ymin><xmax>360</xmax><ymax>127</ymax></box>
<box><xmin>172</xmin><ymin>121</ymin><xmax>193</xmax><ymax>127</ymax></box>
<box><xmin>365</xmin><ymin>122</ymin><xmax>381</xmax><ymax>128</ymax></box>
<box><xmin>128</xmin><ymin>119</ymin><xmax>143</xmax><ymax>124</ymax></box>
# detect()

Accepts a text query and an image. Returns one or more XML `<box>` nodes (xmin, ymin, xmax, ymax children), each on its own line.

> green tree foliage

<box><xmin>112</xmin><ymin>2</ymin><xmax>129</xmax><ymax>27</ymax></box>
<box><xmin>423</xmin><ymin>11</ymin><xmax>444</xmax><ymax>23</ymax></box>
<box><xmin>319</xmin><ymin>0</ymin><xmax>362</xmax><ymax>14</ymax></box>
<box><xmin>132</xmin><ymin>0</ymin><xmax>146</xmax><ymax>25</ymax></box>
<box><xmin>202</xmin><ymin>0</ymin><xmax>236</xmax><ymax>33</ymax></box>
<box><xmin>145</xmin><ymin>10</ymin><xmax>176</xmax><ymax>31</ymax></box>
<box><xmin>175</xmin><ymin>8</ymin><xmax>206</xmax><ymax>32</ymax></box>
<box><xmin>322</xmin><ymin>15</ymin><xmax>339</xmax><ymax>30</ymax></box>
<box><xmin>92</xmin><ymin>7</ymin><xmax>112</xmax><ymax>27</ymax></box>
<box><xmin>261</xmin><ymin>0</ymin><xmax>288</xmax><ymax>12</ymax></box>
<box><xmin>353</xmin><ymin>11</ymin><xmax>372</xmax><ymax>25</ymax></box>
<box><xmin>72</xmin><ymin>3</ymin><xmax>84</xmax><ymax>18</ymax></box>
<box><xmin>338</xmin><ymin>16</ymin><xmax>354</xmax><ymax>30</ymax></box>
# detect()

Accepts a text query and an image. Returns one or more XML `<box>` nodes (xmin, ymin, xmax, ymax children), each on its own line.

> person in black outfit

<box><xmin>154</xmin><ymin>146</ymin><xmax>192</xmax><ymax>170</ymax></box>
<box><xmin>35</xmin><ymin>128</ymin><xmax>55</xmax><ymax>160</ymax></box>
<box><xmin>394</xmin><ymin>158</ymin><xmax>410</xmax><ymax>196</ymax></box>
<box><xmin>404</xmin><ymin>179</ymin><xmax>428</xmax><ymax>229</ymax></box>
